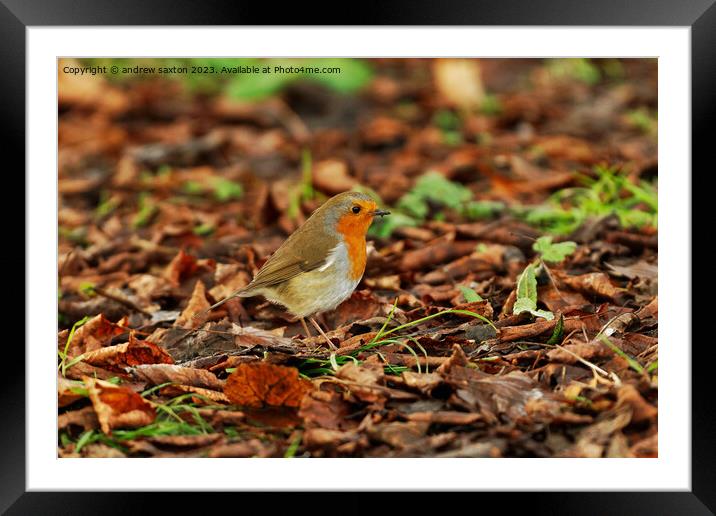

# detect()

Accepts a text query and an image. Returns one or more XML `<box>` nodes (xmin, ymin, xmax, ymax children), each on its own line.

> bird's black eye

<box><xmin>351</xmin><ymin>205</ymin><xmax>361</xmax><ymax>214</ymax></box>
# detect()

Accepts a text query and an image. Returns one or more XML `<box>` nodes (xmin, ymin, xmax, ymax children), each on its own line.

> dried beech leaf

<box><xmin>81</xmin><ymin>333</ymin><xmax>173</xmax><ymax>371</ymax></box>
<box><xmin>175</xmin><ymin>280</ymin><xmax>210</xmax><ymax>328</ymax></box>
<box><xmin>84</xmin><ymin>377</ymin><xmax>156</xmax><ymax>434</ymax></box>
<box><xmin>164</xmin><ymin>249</ymin><xmax>199</xmax><ymax>286</ymax></box>
<box><xmin>132</xmin><ymin>363</ymin><xmax>223</xmax><ymax>390</ymax></box>
<box><xmin>61</xmin><ymin>314</ymin><xmax>127</xmax><ymax>356</ymax></box>
<box><xmin>224</xmin><ymin>362</ymin><xmax>312</xmax><ymax>408</ymax></box>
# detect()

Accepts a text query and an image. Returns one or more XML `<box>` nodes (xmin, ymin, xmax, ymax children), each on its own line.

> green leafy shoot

<box><xmin>547</xmin><ymin>58</ymin><xmax>601</xmax><ymax>85</ymax></box>
<box><xmin>627</xmin><ymin>107</ymin><xmax>657</xmax><ymax>137</ymax></box>
<box><xmin>513</xmin><ymin>164</ymin><xmax>657</xmax><ymax>235</ymax></box>
<box><xmin>58</xmin><ymin>226</ymin><xmax>87</xmax><ymax>245</ymax></box>
<box><xmin>284</xmin><ymin>432</ymin><xmax>302</xmax><ymax>458</ymax></box>
<box><xmin>397</xmin><ymin>172</ymin><xmax>472</xmax><ymax>218</ymax></box>
<box><xmin>227</xmin><ymin>58</ymin><xmax>373</xmax><ymax>101</ymax></box>
<box><xmin>462</xmin><ymin>200</ymin><xmax>506</xmax><ymax>220</ymax></box>
<box><xmin>546</xmin><ymin>314</ymin><xmax>564</xmax><ymax>344</ymax></box>
<box><xmin>370</xmin><ymin>173</ymin><xmax>507</xmax><ymax>237</ymax></box>
<box><xmin>308</xmin><ymin>58</ymin><xmax>373</xmax><ymax>94</ymax></box>
<box><xmin>87</xmin><ymin>58</ymin><xmax>373</xmax><ymax>100</ymax></box>
<box><xmin>458</xmin><ymin>285</ymin><xmax>484</xmax><ymax>303</ymax></box>
<box><xmin>79</xmin><ymin>282</ymin><xmax>96</xmax><ymax>296</ymax></box>
<box><xmin>193</xmin><ymin>223</ymin><xmax>214</xmax><ymax>236</ymax></box>
<box><xmin>533</xmin><ymin>236</ymin><xmax>577</xmax><ymax>264</ymax></box>
<box><xmin>513</xmin><ymin>263</ymin><xmax>554</xmax><ymax>320</ymax></box>
<box><xmin>480</xmin><ymin>94</ymin><xmax>503</xmax><ymax>115</ymax></box>
<box><xmin>432</xmin><ymin>109</ymin><xmax>463</xmax><ymax>145</ymax></box>
<box><xmin>300</xmin><ymin>148</ymin><xmax>314</xmax><ymax>201</ymax></box>
<box><xmin>95</xmin><ymin>192</ymin><xmax>121</xmax><ymax>219</ymax></box>
<box><xmin>182</xmin><ymin>180</ymin><xmax>205</xmax><ymax>195</ymax></box>
<box><xmin>132</xmin><ymin>192</ymin><xmax>157</xmax><ymax>228</ymax></box>
<box><xmin>433</xmin><ymin>109</ymin><xmax>461</xmax><ymax>131</ymax></box>
<box><xmin>212</xmin><ymin>178</ymin><xmax>243</xmax><ymax>202</ymax></box>
<box><xmin>285</xmin><ymin>149</ymin><xmax>319</xmax><ymax>222</ymax></box>
<box><xmin>368</xmin><ymin>211</ymin><xmax>419</xmax><ymax>238</ymax></box>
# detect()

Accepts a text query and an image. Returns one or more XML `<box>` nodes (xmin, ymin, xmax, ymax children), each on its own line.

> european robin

<box><xmin>201</xmin><ymin>191</ymin><xmax>390</xmax><ymax>348</ymax></box>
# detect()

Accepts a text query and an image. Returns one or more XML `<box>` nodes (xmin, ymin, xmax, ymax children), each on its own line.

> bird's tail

<box><xmin>190</xmin><ymin>286</ymin><xmax>254</xmax><ymax>322</ymax></box>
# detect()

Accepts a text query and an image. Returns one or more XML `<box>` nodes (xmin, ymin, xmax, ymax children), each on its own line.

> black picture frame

<box><xmin>4</xmin><ymin>1</ymin><xmax>711</xmax><ymax>513</ymax></box>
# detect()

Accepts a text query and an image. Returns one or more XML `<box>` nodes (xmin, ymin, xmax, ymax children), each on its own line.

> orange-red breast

<box><xmin>203</xmin><ymin>191</ymin><xmax>389</xmax><ymax>346</ymax></box>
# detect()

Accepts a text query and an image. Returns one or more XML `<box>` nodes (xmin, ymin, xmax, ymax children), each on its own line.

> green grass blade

<box><xmin>598</xmin><ymin>335</ymin><xmax>645</xmax><ymax>374</ymax></box>
<box><xmin>381</xmin><ymin>309</ymin><xmax>496</xmax><ymax>337</ymax></box>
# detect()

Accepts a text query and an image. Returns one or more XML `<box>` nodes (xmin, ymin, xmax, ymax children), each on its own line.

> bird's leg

<box><xmin>309</xmin><ymin>317</ymin><xmax>337</xmax><ymax>350</ymax></box>
<box><xmin>299</xmin><ymin>317</ymin><xmax>312</xmax><ymax>339</ymax></box>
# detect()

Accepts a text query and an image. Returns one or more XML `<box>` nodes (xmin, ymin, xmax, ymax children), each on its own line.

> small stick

<box><xmin>93</xmin><ymin>286</ymin><xmax>153</xmax><ymax>316</ymax></box>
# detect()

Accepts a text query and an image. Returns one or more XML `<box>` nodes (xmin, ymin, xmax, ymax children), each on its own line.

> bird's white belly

<box><xmin>264</xmin><ymin>242</ymin><xmax>361</xmax><ymax>319</ymax></box>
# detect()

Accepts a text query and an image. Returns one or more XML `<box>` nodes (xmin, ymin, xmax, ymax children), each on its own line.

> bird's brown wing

<box><xmin>244</xmin><ymin>221</ymin><xmax>339</xmax><ymax>292</ymax></box>
<box><xmin>191</xmin><ymin>225</ymin><xmax>338</xmax><ymax>320</ymax></box>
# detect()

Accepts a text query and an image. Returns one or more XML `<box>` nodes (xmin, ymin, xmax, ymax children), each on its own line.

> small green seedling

<box><xmin>58</xmin><ymin>315</ymin><xmax>91</xmax><ymax>376</ymax></box>
<box><xmin>212</xmin><ymin>178</ymin><xmax>243</xmax><ymax>202</ymax></box>
<box><xmin>513</xmin><ymin>263</ymin><xmax>554</xmax><ymax>321</ymax></box>
<box><xmin>132</xmin><ymin>193</ymin><xmax>157</xmax><ymax>228</ymax></box>
<box><xmin>458</xmin><ymin>285</ymin><xmax>484</xmax><ymax>303</ymax></box>
<box><xmin>546</xmin><ymin>314</ymin><xmax>564</xmax><ymax>344</ymax></box>
<box><xmin>533</xmin><ymin>236</ymin><xmax>577</xmax><ymax>263</ymax></box>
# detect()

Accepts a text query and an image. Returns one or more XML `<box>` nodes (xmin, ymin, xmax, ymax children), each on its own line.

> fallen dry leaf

<box><xmin>58</xmin><ymin>406</ymin><xmax>99</xmax><ymax>432</ymax></box>
<box><xmin>442</xmin><ymin>365</ymin><xmax>549</xmax><ymax>423</ymax></box>
<box><xmin>433</xmin><ymin>59</ymin><xmax>485</xmax><ymax>110</ymax></box>
<box><xmin>84</xmin><ymin>377</ymin><xmax>156</xmax><ymax>434</ymax></box>
<box><xmin>559</xmin><ymin>272</ymin><xmax>630</xmax><ymax>304</ymax></box>
<box><xmin>131</xmin><ymin>363</ymin><xmax>223</xmax><ymax>390</ymax></box>
<box><xmin>335</xmin><ymin>361</ymin><xmax>386</xmax><ymax>403</ymax></box>
<box><xmin>615</xmin><ymin>384</ymin><xmax>657</xmax><ymax>424</ymax></box>
<box><xmin>405</xmin><ymin>411</ymin><xmax>481</xmax><ymax>425</ymax></box>
<box><xmin>61</xmin><ymin>314</ymin><xmax>128</xmax><ymax>356</ymax></box>
<box><xmin>58</xmin><ymin>376</ymin><xmax>86</xmax><ymax>407</ymax></box>
<box><xmin>81</xmin><ymin>333</ymin><xmax>173</xmax><ymax>371</ymax></box>
<box><xmin>367</xmin><ymin>420</ymin><xmax>430</xmax><ymax>449</ymax></box>
<box><xmin>175</xmin><ymin>280</ymin><xmax>210</xmax><ymax>328</ymax></box>
<box><xmin>159</xmin><ymin>384</ymin><xmax>230</xmax><ymax>404</ymax></box>
<box><xmin>164</xmin><ymin>249</ymin><xmax>199</xmax><ymax>286</ymax></box>
<box><xmin>312</xmin><ymin>159</ymin><xmax>357</xmax><ymax>194</ymax></box>
<box><xmin>224</xmin><ymin>362</ymin><xmax>312</xmax><ymax>408</ymax></box>
<box><xmin>303</xmin><ymin>428</ymin><xmax>361</xmax><ymax>450</ymax></box>
<box><xmin>401</xmin><ymin>371</ymin><xmax>443</xmax><ymax>394</ymax></box>
<box><xmin>299</xmin><ymin>388</ymin><xmax>354</xmax><ymax>430</ymax></box>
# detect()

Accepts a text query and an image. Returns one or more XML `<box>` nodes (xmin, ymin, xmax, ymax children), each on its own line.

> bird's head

<box><xmin>319</xmin><ymin>191</ymin><xmax>390</xmax><ymax>239</ymax></box>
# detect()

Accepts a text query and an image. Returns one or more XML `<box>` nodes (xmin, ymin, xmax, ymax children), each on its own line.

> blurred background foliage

<box><xmin>82</xmin><ymin>58</ymin><xmax>374</xmax><ymax>101</ymax></box>
<box><xmin>65</xmin><ymin>57</ymin><xmax>657</xmax><ymax>242</ymax></box>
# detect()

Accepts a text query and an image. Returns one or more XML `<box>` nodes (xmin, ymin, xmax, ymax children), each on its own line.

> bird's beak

<box><xmin>370</xmin><ymin>209</ymin><xmax>391</xmax><ymax>217</ymax></box>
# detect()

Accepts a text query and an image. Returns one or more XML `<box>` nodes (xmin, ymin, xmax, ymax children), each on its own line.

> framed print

<box><xmin>5</xmin><ymin>0</ymin><xmax>713</xmax><ymax>513</ymax></box>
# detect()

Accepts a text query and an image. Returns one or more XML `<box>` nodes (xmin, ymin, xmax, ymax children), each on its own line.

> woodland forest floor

<box><xmin>57</xmin><ymin>58</ymin><xmax>658</xmax><ymax>458</ymax></box>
